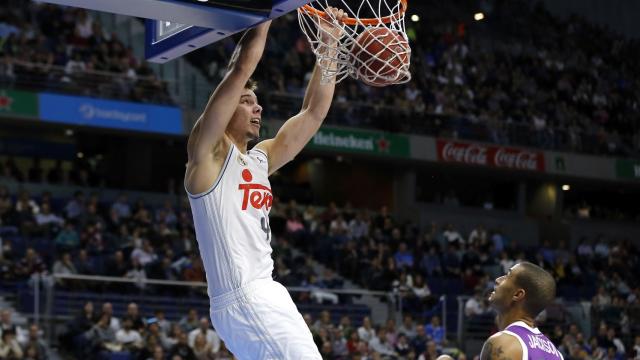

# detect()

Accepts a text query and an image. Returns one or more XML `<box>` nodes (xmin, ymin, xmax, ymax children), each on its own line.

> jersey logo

<box><xmin>237</xmin><ymin>154</ymin><xmax>247</xmax><ymax>166</ymax></box>
<box><xmin>238</xmin><ymin>169</ymin><xmax>272</xmax><ymax>211</ymax></box>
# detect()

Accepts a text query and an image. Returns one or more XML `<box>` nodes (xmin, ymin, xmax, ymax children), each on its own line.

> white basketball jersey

<box><xmin>187</xmin><ymin>144</ymin><xmax>274</xmax><ymax>298</ymax></box>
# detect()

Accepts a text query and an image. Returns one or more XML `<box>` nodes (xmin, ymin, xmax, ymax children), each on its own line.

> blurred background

<box><xmin>0</xmin><ymin>0</ymin><xmax>639</xmax><ymax>359</ymax></box>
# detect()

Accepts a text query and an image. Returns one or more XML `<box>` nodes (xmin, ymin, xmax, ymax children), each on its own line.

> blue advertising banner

<box><xmin>39</xmin><ymin>93</ymin><xmax>183</xmax><ymax>135</ymax></box>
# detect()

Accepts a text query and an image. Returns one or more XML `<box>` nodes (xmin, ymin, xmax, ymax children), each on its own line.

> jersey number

<box><xmin>261</xmin><ymin>217</ymin><xmax>271</xmax><ymax>242</ymax></box>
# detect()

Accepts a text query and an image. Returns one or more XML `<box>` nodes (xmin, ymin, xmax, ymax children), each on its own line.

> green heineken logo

<box><xmin>0</xmin><ymin>89</ymin><xmax>38</xmax><ymax>117</ymax></box>
<box><xmin>616</xmin><ymin>159</ymin><xmax>640</xmax><ymax>180</ymax></box>
<box><xmin>310</xmin><ymin>127</ymin><xmax>409</xmax><ymax>157</ymax></box>
<box><xmin>377</xmin><ymin>137</ymin><xmax>390</xmax><ymax>152</ymax></box>
<box><xmin>0</xmin><ymin>91</ymin><xmax>14</xmax><ymax>111</ymax></box>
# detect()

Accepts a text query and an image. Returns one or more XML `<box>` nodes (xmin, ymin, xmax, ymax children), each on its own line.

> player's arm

<box><xmin>479</xmin><ymin>333</ymin><xmax>523</xmax><ymax>360</ymax></box>
<box><xmin>186</xmin><ymin>21</ymin><xmax>271</xmax><ymax>193</ymax></box>
<box><xmin>255</xmin><ymin>9</ymin><xmax>346</xmax><ymax>175</ymax></box>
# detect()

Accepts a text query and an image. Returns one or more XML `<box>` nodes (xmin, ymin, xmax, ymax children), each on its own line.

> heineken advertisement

<box><xmin>309</xmin><ymin>127</ymin><xmax>410</xmax><ymax>157</ymax></box>
<box><xmin>615</xmin><ymin>159</ymin><xmax>640</xmax><ymax>180</ymax></box>
<box><xmin>0</xmin><ymin>89</ymin><xmax>38</xmax><ymax>118</ymax></box>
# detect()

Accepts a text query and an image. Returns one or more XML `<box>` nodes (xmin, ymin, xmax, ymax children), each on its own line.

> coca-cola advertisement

<box><xmin>437</xmin><ymin>140</ymin><xmax>545</xmax><ymax>171</ymax></box>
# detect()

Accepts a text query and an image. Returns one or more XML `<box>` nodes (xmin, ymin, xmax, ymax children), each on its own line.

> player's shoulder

<box><xmin>253</xmin><ymin>139</ymin><xmax>273</xmax><ymax>155</ymax></box>
<box><xmin>480</xmin><ymin>331</ymin><xmax>523</xmax><ymax>360</ymax></box>
<box><xmin>247</xmin><ymin>142</ymin><xmax>269</xmax><ymax>166</ymax></box>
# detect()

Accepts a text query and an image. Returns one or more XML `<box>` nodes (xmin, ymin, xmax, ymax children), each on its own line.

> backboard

<box><xmin>38</xmin><ymin>0</ymin><xmax>314</xmax><ymax>63</ymax></box>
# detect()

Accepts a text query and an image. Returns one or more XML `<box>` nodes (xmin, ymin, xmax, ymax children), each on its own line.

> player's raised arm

<box><xmin>187</xmin><ymin>21</ymin><xmax>271</xmax><ymax>163</ymax></box>
<box><xmin>479</xmin><ymin>333</ymin><xmax>522</xmax><ymax>360</ymax></box>
<box><xmin>255</xmin><ymin>8</ymin><xmax>346</xmax><ymax>175</ymax></box>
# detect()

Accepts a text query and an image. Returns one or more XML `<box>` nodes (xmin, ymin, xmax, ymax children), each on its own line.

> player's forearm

<box><xmin>227</xmin><ymin>20</ymin><xmax>272</xmax><ymax>76</ymax></box>
<box><xmin>301</xmin><ymin>63</ymin><xmax>336</xmax><ymax>121</ymax></box>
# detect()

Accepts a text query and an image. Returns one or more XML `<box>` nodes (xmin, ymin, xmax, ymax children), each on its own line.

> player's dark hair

<box><xmin>245</xmin><ymin>78</ymin><xmax>258</xmax><ymax>91</ymax></box>
<box><xmin>513</xmin><ymin>262</ymin><xmax>556</xmax><ymax>317</ymax></box>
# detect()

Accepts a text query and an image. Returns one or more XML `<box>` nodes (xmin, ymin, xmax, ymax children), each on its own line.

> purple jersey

<box><xmin>503</xmin><ymin>321</ymin><xmax>564</xmax><ymax>360</ymax></box>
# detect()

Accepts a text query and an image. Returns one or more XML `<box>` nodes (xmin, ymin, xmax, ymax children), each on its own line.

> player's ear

<box><xmin>513</xmin><ymin>288</ymin><xmax>525</xmax><ymax>303</ymax></box>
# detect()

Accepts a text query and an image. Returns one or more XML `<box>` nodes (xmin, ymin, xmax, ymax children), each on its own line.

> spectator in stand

<box><xmin>52</xmin><ymin>252</ymin><xmax>78</xmax><ymax>287</ymax></box>
<box><xmin>593</xmin><ymin>287</ymin><xmax>612</xmax><ymax>308</ymax></box>
<box><xmin>442</xmin><ymin>245</ymin><xmax>461</xmax><ymax>277</ymax></box>
<box><xmin>442</xmin><ymin>224</ymin><xmax>464</xmax><ymax>246</ymax></box>
<box><xmin>464</xmin><ymin>287</ymin><xmax>489</xmax><ymax>318</ymax></box>
<box><xmin>394</xmin><ymin>242</ymin><xmax>414</xmax><ymax>269</ymax></box>
<box><xmin>395</xmin><ymin>333</ymin><xmax>411</xmax><ymax>357</ymax></box>
<box><xmin>131</xmin><ymin>239</ymin><xmax>158</xmax><ymax>267</ymax></box>
<box><xmin>398</xmin><ymin>315</ymin><xmax>417</xmax><ymax>340</ymax></box>
<box><xmin>411</xmin><ymin>324</ymin><xmax>428</xmax><ymax>355</ymax></box>
<box><xmin>0</xmin><ymin>329</ymin><xmax>23</xmax><ymax>359</ymax></box>
<box><xmin>64</xmin><ymin>191</ymin><xmax>85</xmax><ymax>220</ymax></box>
<box><xmin>179</xmin><ymin>309</ymin><xmax>200</xmax><ymax>333</ymax></box>
<box><xmin>111</xmin><ymin>194</ymin><xmax>132</xmax><ymax>220</ymax></box>
<box><xmin>420</xmin><ymin>246</ymin><xmax>443</xmax><ymax>276</ymax></box>
<box><xmin>348</xmin><ymin>210</ymin><xmax>370</xmax><ymax>240</ymax></box>
<box><xmin>101</xmin><ymin>303</ymin><xmax>121</xmax><ymax>333</ymax></box>
<box><xmin>84</xmin><ymin>312</ymin><xmax>118</xmax><ymax>358</ymax></box>
<box><xmin>368</xmin><ymin>326</ymin><xmax>397</xmax><ymax>358</ymax></box>
<box><xmin>170</xmin><ymin>330</ymin><xmax>196</xmax><ymax>360</ymax></box>
<box><xmin>35</xmin><ymin>202</ymin><xmax>64</xmax><ymax>231</ymax></box>
<box><xmin>330</xmin><ymin>328</ymin><xmax>348</xmax><ymax>358</ymax></box>
<box><xmin>54</xmin><ymin>222</ymin><xmax>80</xmax><ymax>251</ymax></box>
<box><xmin>191</xmin><ymin>333</ymin><xmax>215</xmax><ymax>360</ymax></box>
<box><xmin>115</xmin><ymin>317</ymin><xmax>143</xmax><ymax>352</ymax></box>
<box><xmin>357</xmin><ymin>316</ymin><xmax>375</xmax><ymax>343</ymax></box>
<box><xmin>16</xmin><ymin>247</ymin><xmax>46</xmax><ymax>279</ymax></box>
<box><xmin>125</xmin><ymin>258</ymin><xmax>147</xmax><ymax>291</ymax></box>
<box><xmin>123</xmin><ymin>303</ymin><xmax>144</xmax><ymax>330</ymax></box>
<box><xmin>60</xmin><ymin>301</ymin><xmax>95</xmax><ymax>351</ymax></box>
<box><xmin>187</xmin><ymin>318</ymin><xmax>219</xmax><ymax>354</ymax></box>
<box><xmin>467</xmin><ymin>225</ymin><xmax>487</xmax><ymax>247</ymax></box>
<box><xmin>74</xmin><ymin>249</ymin><xmax>96</xmax><ymax>275</ymax></box>
<box><xmin>417</xmin><ymin>340</ymin><xmax>440</xmax><ymax>360</ymax></box>
<box><xmin>425</xmin><ymin>316</ymin><xmax>445</xmax><ymax>346</ymax></box>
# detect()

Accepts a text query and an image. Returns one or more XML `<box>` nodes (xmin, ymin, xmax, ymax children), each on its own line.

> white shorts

<box><xmin>210</xmin><ymin>278</ymin><xmax>322</xmax><ymax>360</ymax></box>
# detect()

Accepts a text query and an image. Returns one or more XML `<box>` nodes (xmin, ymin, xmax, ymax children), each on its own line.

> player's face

<box><xmin>229</xmin><ymin>89</ymin><xmax>262</xmax><ymax>141</ymax></box>
<box><xmin>488</xmin><ymin>264</ymin><xmax>521</xmax><ymax>311</ymax></box>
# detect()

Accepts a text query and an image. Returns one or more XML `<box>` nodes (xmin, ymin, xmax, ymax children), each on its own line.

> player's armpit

<box><xmin>480</xmin><ymin>333</ymin><xmax>522</xmax><ymax>360</ymax></box>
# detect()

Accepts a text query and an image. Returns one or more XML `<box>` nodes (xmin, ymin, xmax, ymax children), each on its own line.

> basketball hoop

<box><xmin>298</xmin><ymin>0</ymin><xmax>411</xmax><ymax>86</ymax></box>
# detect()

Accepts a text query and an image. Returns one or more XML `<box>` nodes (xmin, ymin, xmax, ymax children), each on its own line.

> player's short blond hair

<box><xmin>245</xmin><ymin>78</ymin><xmax>258</xmax><ymax>91</ymax></box>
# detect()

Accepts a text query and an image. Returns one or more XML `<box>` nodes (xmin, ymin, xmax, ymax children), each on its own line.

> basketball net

<box><xmin>298</xmin><ymin>0</ymin><xmax>411</xmax><ymax>85</ymax></box>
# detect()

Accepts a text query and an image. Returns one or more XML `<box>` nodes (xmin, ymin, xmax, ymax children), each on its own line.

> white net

<box><xmin>298</xmin><ymin>0</ymin><xmax>411</xmax><ymax>86</ymax></box>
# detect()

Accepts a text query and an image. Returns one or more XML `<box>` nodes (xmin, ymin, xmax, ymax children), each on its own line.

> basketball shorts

<box><xmin>210</xmin><ymin>278</ymin><xmax>322</xmax><ymax>359</ymax></box>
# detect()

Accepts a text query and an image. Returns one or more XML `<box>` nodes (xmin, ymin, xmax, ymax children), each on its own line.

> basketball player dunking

<box><xmin>480</xmin><ymin>262</ymin><xmax>564</xmax><ymax>360</ymax></box>
<box><xmin>184</xmin><ymin>9</ymin><xmax>346</xmax><ymax>360</ymax></box>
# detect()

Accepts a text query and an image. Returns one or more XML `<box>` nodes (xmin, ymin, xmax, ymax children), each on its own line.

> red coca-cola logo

<box><xmin>493</xmin><ymin>148</ymin><xmax>540</xmax><ymax>170</ymax></box>
<box><xmin>437</xmin><ymin>140</ymin><xmax>544</xmax><ymax>171</ymax></box>
<box><xmin>440</xmin><ymin>142</ymin><xmax>488</xmax><ymax>165</ymax></box>
<box><xmin>238</xmin><ymin>169</ymin><xmax>273</xmax><ymax>211</ymax></box>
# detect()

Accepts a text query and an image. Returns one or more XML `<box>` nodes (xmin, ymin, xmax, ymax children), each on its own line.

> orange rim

<box><xmin>299</xmin><ymin>0</ymin><xmax>408</xmax><ymax>26</ymax></box>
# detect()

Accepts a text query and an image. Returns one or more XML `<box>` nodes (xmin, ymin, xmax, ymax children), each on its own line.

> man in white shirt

<box><xmin>101</xmin><ymin>302</ymin><xmax>120</xmax><ymax>332</ymax></box>
<box><xmin>368</xmin><ymin>327</ymin><xmax>397</xmax><ymax>357</ymax></box>
<box><xmin>130</xmin><ymin>240</ymin><xmax>157</xmax><ymax>266</ymax></box>
<box><xmin>115</xmin><ymin>318</ymin><xmax>143</xmax><ymax>351</ymax></box>
<box><xmin>467</xmin><ymin>225</ymin><xmax>487</xmax><ymax>246</ymax></box>
<box><xmin>357</xmin><ymin>316</ymin><xmax>375</xmax><ymax>343</ymax></box>
<box><xmin>465</xmin><ymin>288</ymin><xmax>488</xmax><ymax>317</ymax></box>
<box><xmin>35</xmin><ymin>203</ymin><xmax>63</xmax><ymax>227</ymax></box>
<box><xmin>442</xmin><ymin>224</ymin><xmax>465</xmax><ymax>245</ymax></box>
<box><xmin>187</xmin><ymin>317</ymin><xmax>220</xmax><ymax>353</ymax></box>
